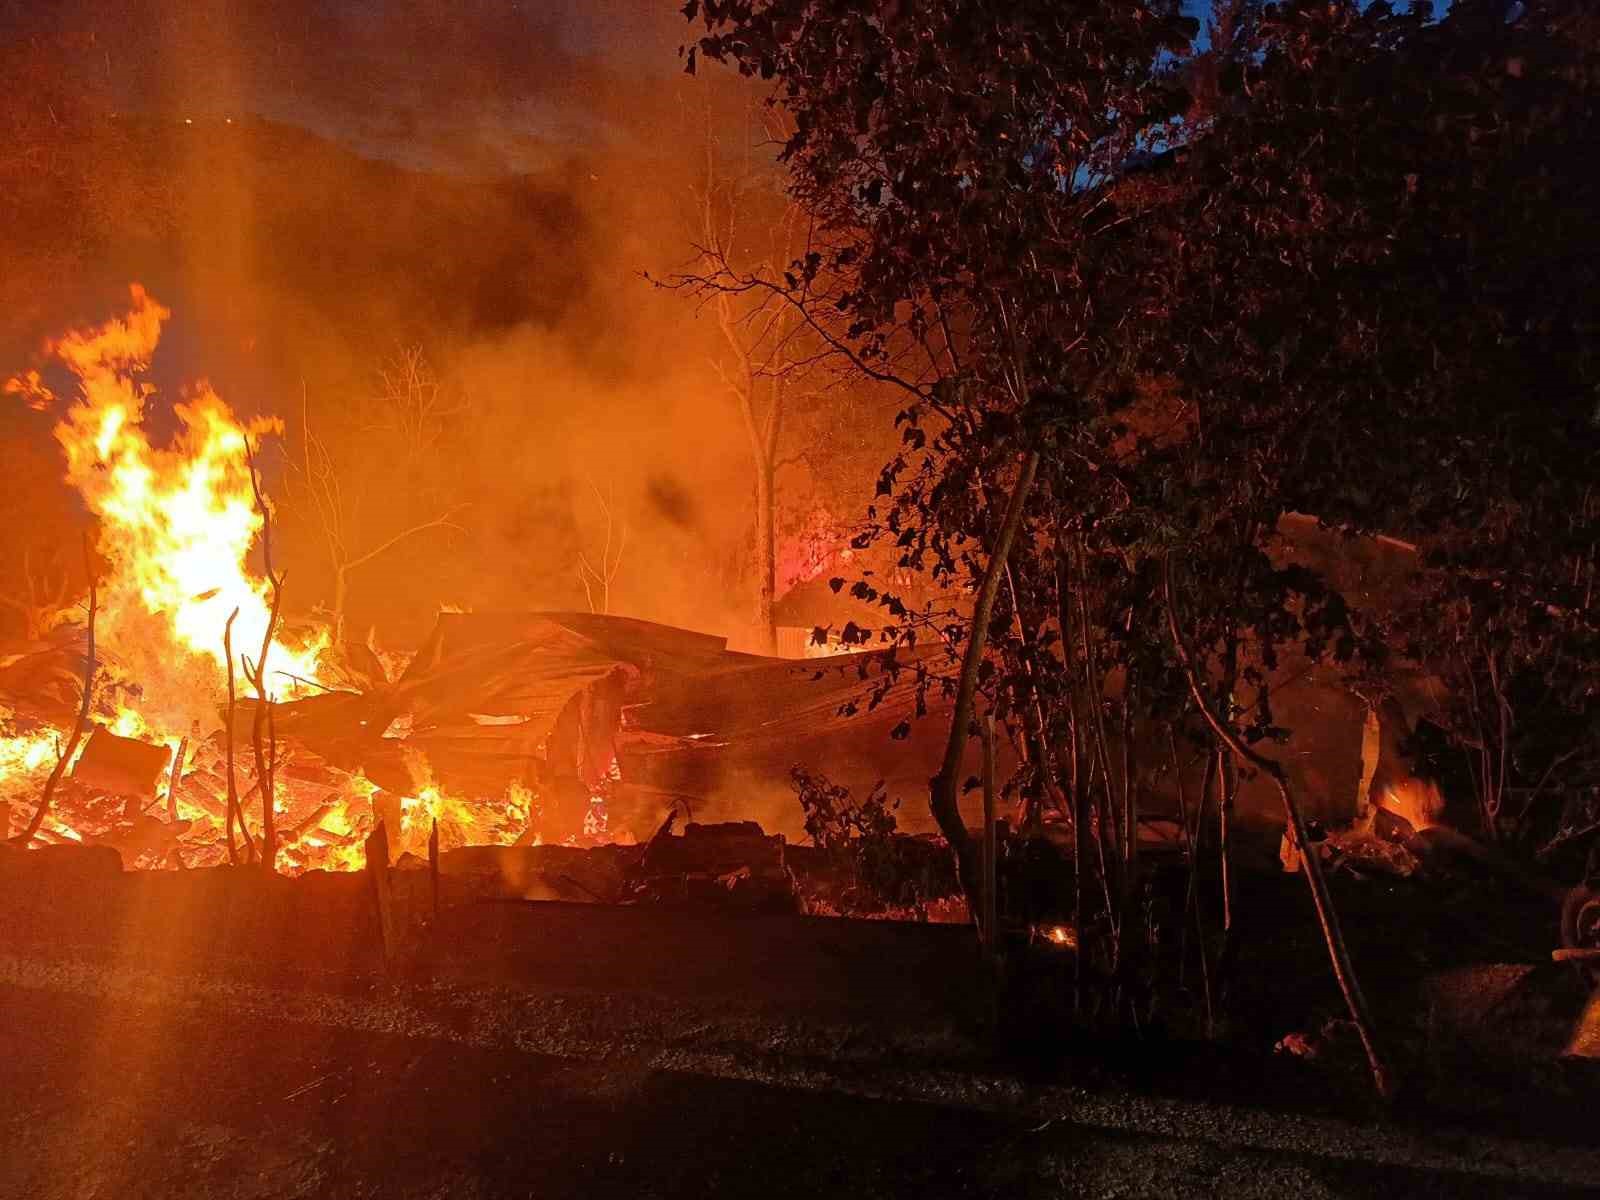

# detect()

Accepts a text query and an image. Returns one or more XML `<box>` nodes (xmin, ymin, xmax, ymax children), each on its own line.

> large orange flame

<box><xmin>0</xmin><ymin>288</ymin><xmax>549</xmax><ymax>869</ymax></box>
<box><xmin>46</xmin><ymin>285</ymin><xmax>326</xmax><ymax>735</ymax></box>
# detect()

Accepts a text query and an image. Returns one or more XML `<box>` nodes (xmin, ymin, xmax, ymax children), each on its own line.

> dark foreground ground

<box><xmin>2</xmin><ymin>857</ymin><xmax>1599</xmax><ymax>1198</ymax></box>
<box><xmin>4</xmin><ymin>967</ymin><xmax>1599</xmax><ymax>1200</ymax></box>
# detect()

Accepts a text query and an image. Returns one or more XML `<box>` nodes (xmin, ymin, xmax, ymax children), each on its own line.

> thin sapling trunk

<box><xmin>1163</xmin><ymin>553</ymin><xmax>1393</xmax><ymax>1100</ymax></box>
<box><xmin>930</xmin><ymin>450</ymin><xmax>1040</xmax><ymax>907</ymax></box>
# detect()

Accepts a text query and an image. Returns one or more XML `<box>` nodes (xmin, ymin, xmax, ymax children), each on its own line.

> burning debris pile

<box><xmin>0</xmin><ymin>289</ymin><xmax>556</xmax><ymax>870</ymax></box>
<box><xmin>0</xmin><ymin>288</ymin><xmax>953</xmax><ymax>876</ymax></box>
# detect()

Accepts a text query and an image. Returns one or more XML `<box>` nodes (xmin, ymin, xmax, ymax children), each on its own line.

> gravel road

<box><xmin>3</xmin><ymin>953</ymin><xmax>1597</xmax><ymax>1199</ymax></box>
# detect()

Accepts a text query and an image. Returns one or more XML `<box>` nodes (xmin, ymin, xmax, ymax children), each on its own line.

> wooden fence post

<box><xmin>982</xmin><ymin>715</ymin><xmax>998</xmax><ymax>949</ymax></box>
<box><xmin>364</xmin><ymin>821</ymin><xmax>398</xmax><ymax>971</ymax></box>
<box><xmin>428</xmin><ymin>818</ymin><xmax>440</xmax><ymax>922</ymax></box>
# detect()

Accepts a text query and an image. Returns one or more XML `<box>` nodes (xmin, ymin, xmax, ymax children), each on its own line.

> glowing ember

<box><xmin>395</xmin><ymin>746</ymin><xmax>478</xmax><ymax>855</ymax></box>
<box><xmin>1382</xmin><ymin>781</ymin><xmax>1444</xmax><ymax>832</ymax></box>
<box><xmin>280</xmin><ymin>771</ymin><xmax>377</xmax><ymax>873</ymax></box>
<box><xmin>0</xmin><ymin>706</ymin><xmax>88</xmax><ymax>843</ymax></box>
<box><xmin>0</xmin><ymin>708</ymin><xmax>65</xmax><ymax>805</ymax></box>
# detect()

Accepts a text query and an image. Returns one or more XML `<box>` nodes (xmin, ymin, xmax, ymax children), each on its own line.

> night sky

<box><xmin>3</xmin><ymin>0</ymin><xmax>691</xmax><ymax>171</ymax></box>
<box><xmin>4</xmin><ymin>1</ymin><xmax>1308</xmax><ymax>174</ymax></box>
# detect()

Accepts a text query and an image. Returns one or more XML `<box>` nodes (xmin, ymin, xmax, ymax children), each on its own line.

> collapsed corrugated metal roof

<box><xmin>267</xmin><ymin>611</ymin><xmax>956</xmax><ymax>839</ymax></box>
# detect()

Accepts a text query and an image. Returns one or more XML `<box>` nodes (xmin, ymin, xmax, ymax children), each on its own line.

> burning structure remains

<box><xmin>0</xmin><ymin>289</ymin><xmax>1575</xmax><ymax>883</ymax></box>
<box><xmin>0</xmin><ymin>287</ymin><xmax>963</xmax><ymax>873</ymax></box>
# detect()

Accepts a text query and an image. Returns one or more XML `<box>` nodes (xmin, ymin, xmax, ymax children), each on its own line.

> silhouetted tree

<box><xmin>288</xmin><ymin>350</ymin><xmax>466</xmax><ymax>646</ymax></box>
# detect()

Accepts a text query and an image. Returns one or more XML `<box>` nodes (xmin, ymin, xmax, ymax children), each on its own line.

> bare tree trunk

<box><xmin>981</xmin><ymin>715</ymin><xmax>999</xmax><ymax>947</ymax></box>
<box><xmin>332</xmin><ymin>565</ymin><xmax>349</xmax><ymax>646</ymax></box>
<box><xmin>1075</xmin><ymin>534</ymin><xmax>1124</xmax><ymax>953</ymax></box>
<box><xmin>251</xmin><ymin>584</ymin><xmax>283</xmax><ymax>873</ymax></box>
<box><xmin>1163</xmin><ymin>554</ymin><xmax>1393</xmax><ymax>1100</ymax></box>
<box><xmin>930</xmin><ymin>451</ymin><xmax>1039</xmax><ymax>907</ymax></box>
<box><xmin>223</xmin><ymin>608</ymin><xmax>249</xmax><ymax>865</ymax></box>
<box><xmin>1122</xmin><ymin>672</ymin><xmax>1138</xmax><ymax>892</ymax></box>
<box><xmin>1171</xmin><ymin>732</ymin><xmax>1215</xmax><ymax>1032</ymax></box>
<box><xmin>755</xmin><ymin>457</ymin><xmax>777</xmax><ymax>654</ymax></box>
<box><xmin>245</xmin><ymin>439</ymin><xmax>284</xmax><ymax>874</ymax></box>
<box><xmin>1219</xmin><ymin>748</ymin><xmax>1235</xmax><ymax>934</ymax></box>
<box><xmin>1055</xmin><ymin>532</ymin><xmax>1090</xmax><ymax>1014</ymax></box>
<box><xmin>1001</xmin><ymin>559</ymin><xmax>1063</xmax><ymax>823</ymax></box>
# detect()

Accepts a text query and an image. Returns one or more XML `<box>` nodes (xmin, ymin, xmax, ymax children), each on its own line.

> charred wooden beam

<box><xmin>981</xmin><ymin>715</ymin><xmax>998</xmax><ymax>951</ymax></box>
<box><xmin>370</xmin><ymin>792</ymin><xmax>402</xmax><ymax>864</ymax></box>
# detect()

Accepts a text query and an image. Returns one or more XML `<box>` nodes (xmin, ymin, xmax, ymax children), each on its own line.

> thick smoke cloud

<box><xmin>1</xmin><ymin>1</ymin><xmax>833</xmax><ymax>649</ymax></box>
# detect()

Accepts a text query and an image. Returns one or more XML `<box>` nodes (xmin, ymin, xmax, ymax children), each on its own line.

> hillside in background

<box><xmin>0</xmin><ymin>109</ymin><xmax>801</xmax><ymax>645</ymax></box>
